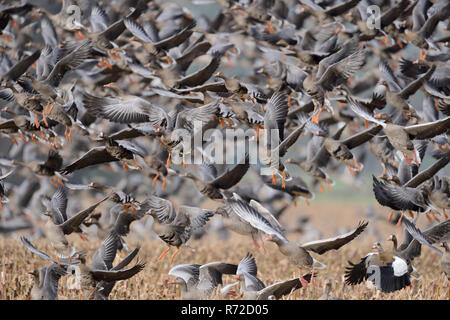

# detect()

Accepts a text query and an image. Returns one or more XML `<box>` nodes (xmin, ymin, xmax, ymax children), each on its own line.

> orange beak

<box><xmin>265</xmin><ymin>236</ymin><xmax>273</xmax><ymax>241</ymax></box>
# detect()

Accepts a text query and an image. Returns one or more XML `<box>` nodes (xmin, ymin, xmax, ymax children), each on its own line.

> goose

<box><xmin>345</xmin><ymin>242</ymin><xmax>412</xmax><ymax>293</ymax></box>
<box><xmin>144</xmin><ymin>194</ymin><xmax>214</xmax><ymax>264</ymax></box>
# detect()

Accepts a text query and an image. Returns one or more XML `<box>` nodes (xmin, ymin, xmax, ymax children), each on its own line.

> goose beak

<box><xmin>103</xmin><ymin>83</ymin><xmax>111</xmax><ymax>88</ymax></box>
<box><xmin>265</xmin><ymin>236</ymin><xmax>272</xmax><ymax>241</ymax></box>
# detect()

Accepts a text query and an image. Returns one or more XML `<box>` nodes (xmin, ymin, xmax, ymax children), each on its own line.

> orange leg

<box><xmin>363</xmin><ymin>119</ymin><xmax>369</xmax><ymax>128</ymax></box>
<box><xmin>34</xmin><ymin>113</ymin><xmax>40</xmax><ymax>128</ymax></box>
<box><xmin>311</xmin><ymin>107</ymin><xmax>322</xmax><ymax>124</ymax></box>
<box><xmin>47</xmin><ymin>102</ymin><xmax>55</xmax><ymax>115</ymax></box>
<box><xmin>50</xmin><ymin>178</ymin><xmax>58</xmax><ymax>188</ymax></box>
<box><xmin>431</xmin><ymin>211</ymin><xmax>440</xmax><ymax>222</ymax></box>
<box><xmin>56</xmin><ymin>176</ymin><xmax>64</xmax><ymax>186</ymax></box>
<box><xmin>325</xmin><ymin>179</ymin><xmax>332</xmax><ymax>192</ymax></box>
<box><xmin>79</xmin><ymin>233</ymin><xmax>88</xmax><ymax>241</ymax></box>
<box><xmin>42</xmin><ymin>111</ymin><xmax>49</xmax><ymax>127</ymax></box>
<box><xmin>121</xmin><ymin>161</ymin><xmax>129</xmax><ymax>171</ymax></box>
<box><xmin>10</xmin><ymin>136</ymin><xmax>18</xmax><ymax>146</ymax></box>
<box><xmin>152</xmin><ymin>173</ymin><xmax>160</xmax><ymax>186</ymax></box>
<box><xmin>354</xmin><ymin>158</ymin><xmax>361</xmax><ymax>173</ymax></box>
<box><xmin>75</xmin><ymin>31</ymin><xmax>85</xmax><ymax>40</ymax></box>
<box><xmin>287</xmin><ymin>95</ymin><xmax>292</xmax><ymax>108</ymax></box>
<box><xmin>396</xmin><ymin>211</ymin><xmax>404</xmax><ymax>226</ymax></box>
<box><xmin>408</xmin><ymin>210</ymin><xmax>414</xmax><ymax>218</ymax></box>
<box><xmin>443</xmin><ymin>209</ymin><xmax>448</xmax><ymax>219</ymax></box>
<box><xmin>170</xmin><ymin>248</ymin><xmax>180</xmax><ymax>265</ymax></box>
<box><xmin>346</xmin><ymin>164</ymin><xmax>355</xmax><ymax>176</ymax></box>
<box><xmin>158</xmin><ymin>247</ymin><xmax>171</xmax><ymax>260</ymax></box>
<box><xmin>305</xmin><ymin>198</ymin><xmax>310</xmax><ymax>206</ymax></box>
<box><xmin>298</xmin><ymin>268</ymin><xmax>309</xmax><ymax>288</ymax></box>
<box><xmin>388</xmin><ymin>210</ymin><xmax>394</xmax><ymax>221</ymax></box>
<box><xmin>226</xmin><ymin>118</ymin><xmax>233</xmax><ymax>127</ymax></box>
<box><xmin>425</xmin><ymin>212</ymin><xmax>432</xmax><ymax>223</ymax></box>
<box><xmin>166</xmin><ymin>152</ymin><xmax>172</xmax><ymax>168</ymax></box>
<box><xmin>271</xmin><ymin>173</ymin><xmax>277</xmax><ymax>185</ymax></box>
<box><xmin>251</xmin><ymin>233</ymin><xmax>260</xmax><ymax>250</ymax></box>
<box><xmin>18</xmin><ymin>132</ymin><xmax>27</xmax><ymax>143</ymax></box>
<box><xmin>319</xmin><ymin>183</ymin><xmax>325</xmax><ymax>193</ymax></box>
<box><xmin>218</xmin><ymin>118</ymin><xmax>226</xmax><ymax>128</ymax></box>
<box><xmin>133</xmin><ymin>158</ymin><xmax>143</xmax><ymax>170</ymax></box>
<box><xmin>130</xmin><ymin>202</ymin><xmax>137</xmax><ymax>213</ymax></box>
<box><xmin>182</xmin><ymin>152</ymin><xmax>186</xmax><ymax>169</ymax></box>
<box><xmin>281</xmin><ymin>171</ymin><xmax>286</xmax><ymax>189</ymax></box>
<box><xmin>161</xmin><ymin>176</ymin><xmax>167</xmax><ymax>191</ymax></box>
<box><xmin>259</xmin><ymin>233</ymin><xmax>266</xmax><ymax>254</ymax></box>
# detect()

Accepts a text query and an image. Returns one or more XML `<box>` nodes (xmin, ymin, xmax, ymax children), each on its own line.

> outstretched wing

<box><xmin>301</xmin><ymin>221</ymin><xmax>368</xmax><ymax>254</ymax></box>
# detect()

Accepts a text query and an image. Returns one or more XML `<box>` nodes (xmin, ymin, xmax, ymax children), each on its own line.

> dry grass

<box><xmin>0</xmin><ymin>201</ymin><xmax>448</xmax><ymax>300</ymax></box>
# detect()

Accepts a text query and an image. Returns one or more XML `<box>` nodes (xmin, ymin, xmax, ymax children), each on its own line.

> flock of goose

<box><xmin>0</xmin><ymin>0</ymin><xmax>449</xmax><ymax>300</ymax></box>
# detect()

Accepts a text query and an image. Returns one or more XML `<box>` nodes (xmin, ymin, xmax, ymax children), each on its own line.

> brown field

<box><xmin>0</xmin><ymin>201</ymin><xmax>448</xmax><ymax>300</ymax></box>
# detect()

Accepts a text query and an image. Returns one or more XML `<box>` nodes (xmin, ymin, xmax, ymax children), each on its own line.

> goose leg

<box><xmin>298</xmin><ymin>268</ymin><xmax>309</xmax><ymax>288</ymax></box>
<box><xmin>158</xmin><ymin>247</ymin><xmax>171</xmax><ymax>261</ymax></box>
<box><xmin>42</xmin><ymin>111</ymin><xmax>49</xmax><ymax>127</ymax></box>
<box><xmin>431</xmin><ymin>211</ymin><xmax>440</xmax><ymax>222</ymax></box>
<box><xmin>34</xmin><ymin>113</ymin><xmax>40</xmax><ymax>128</ymax></box>
<box><xmin>170</xmin><ymin>248</ymin><xmax>180</xmax><ymax>265</ymax></box>
<box><xmin>251</xmin><ymin>234</ymin><xmax>260</xmax><ymax>250</ymax></box>
<box><xmin>10</xmin><ymin>137</ymin><xmax>18</xmax><ymax>146</ymax></box>
<box><xmin>152</xmin><ymin>173</ymin><xmax>160</xmax><ymax>186</ymax></box>
<box><xmin>443</xmin><ymin>209</ymin><xmax>448</xmax><ymax>220</ymax></box>
<box><xmin>388</xmin><ymin>210</ymin><xmax>394</xmax><ymax>221</ymax></box>
<box><xmin>182</xmin><ymin>152</ymin><xmax>186</xmax><ymax>169</ymax></box>
<box><xmin>396</xmin><ymin>211</ymin><xmax>404</xmax><ymax>226</ymax></box>
<box><xmin>56</xmin><ymin>176</ymin><xmax>65</xmax><ymax>186</ymax></box>
<box><xmin>408</xmin><ymin>210</ymin><xmax>414</xmax><ymax>218</ymax></box>
<box><xmin>50</xmin><ymin>178</ymin><xmax>59</xmax><ymax>188</ymax></box>
<box><xmin>259</xmin><ymin>233</ymin><xmax>266</xmax><ymax>254</ymax></box>
<box><xmin>353</xmin><ymin>158</ymin><xmax>361</xmax><ymax>173</ymax></box>
<box><xmin>87</xmin><ymin>288</ymin><xmax>96</xmax><ymax>300</ymax></box>
<box><xmin>310</xmin><ymin>268</ymin><xmax>315</xmax><ymax>287</ymax></box>
<box><xmin>325</xmin><ymin>179</ymin><xmax>332</xmax><ymax>192</ymax></box>
<box><xmin>79</xmin><ymin>233</ymin><xmax>88</xmax><ymax>241</ymax></box>
<box><xmin>281</xmin><ymin>171</ymin><xmax>286</xmax><ymax>189</ymax></box>
<box><xmin>312</xmin><ymin>106</ymin><xmax>322</xmax><ymax>124</ymax></box>
<box><xmin>166</xmin><ymin>152</ymin><xmax>172</xmax><ymax>168</ymax></box>
<box><xmin>130</xmin><ymin>202</ymin><xmax>137</xmax><ymax>213</ymax></box>
<box><xmin>121</xmin><ymin>161</ymin><xmax>129</xmax><ymax>171</ymax></box>
<box><xmin>122</xmin><ymin>204</ymin><xmax>129</xmax><ymax>212</ymax></box>
<box><xmin>346</xmin><ymin>164</ymin><xmax>355</xmax><ymax>176</ymax></box>
<box><xmin>319</xmin><ymin>182</ymin><xmax>325</xmax><ymax>193</ymax></box>
<box><xmin>425</xmin><ymin>212</ymin><xmax>433</xmax><ymax>223</ymax></box>
<box><xmin>271</xmin><ymin>173</ymin><xmax>277</xmax><ymax>184</ymax></box>
<box><xmin>218</xmin><ymin>117</ymin><xmax>226</xmax><ymax>128</ymax></box>
<box><xmin>161</xmin><ymin>176</ymin><xmax>167</xmax><ymax>191</ymax></box>
<box><xmin>132</xmin><ymin>158</ymin><xmax>143</xmax><ymax>170</ymax></box>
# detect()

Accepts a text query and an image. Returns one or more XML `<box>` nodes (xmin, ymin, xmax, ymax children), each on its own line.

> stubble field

<box><xmin>0</xmin><ymin>200</ymin><xmax>448</xmax><ymax>300</ymax></box>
